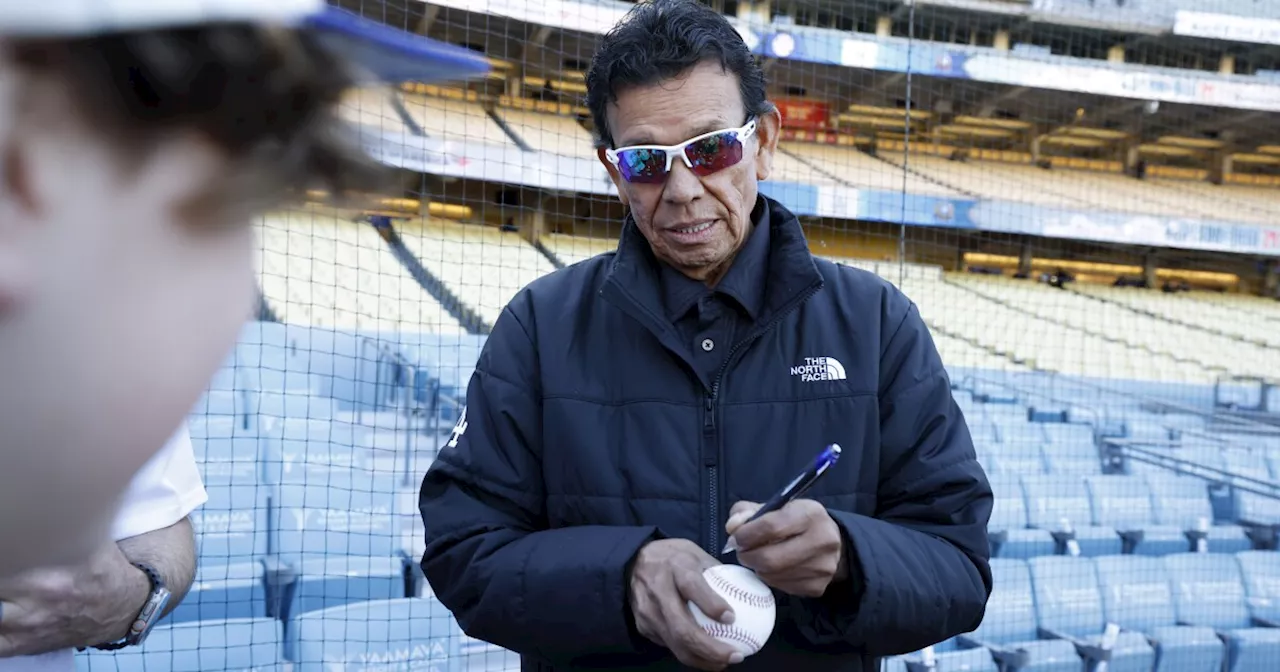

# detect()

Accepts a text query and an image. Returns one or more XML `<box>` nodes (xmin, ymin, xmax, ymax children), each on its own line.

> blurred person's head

<box><xmin>0</xmin><ymin>4</ymin><xmax>487</xmax><ymax>574</ymax></box>
<box><xmin>588</xmin><ymin>0</ymin><xmax>780</xmax><ymax>286</ymax></box>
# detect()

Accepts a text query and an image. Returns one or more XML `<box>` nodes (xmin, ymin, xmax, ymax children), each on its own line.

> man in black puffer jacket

<box><xmin>419</xmin><ymin>2</ymin><xmax>993</xmax><ymax>670</ymax></box>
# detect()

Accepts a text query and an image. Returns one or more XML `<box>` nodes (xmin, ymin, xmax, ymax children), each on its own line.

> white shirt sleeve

<box><xmin>109</xmin><ymin>422</ymin><xmax>209</xmax><ymax>541</ymax></box>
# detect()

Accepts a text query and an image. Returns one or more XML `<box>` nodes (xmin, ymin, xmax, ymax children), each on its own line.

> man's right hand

<box><xmin>628</xmin><ymin>539</ymin><xmax>744</xmax><ymax>670</ymax></box>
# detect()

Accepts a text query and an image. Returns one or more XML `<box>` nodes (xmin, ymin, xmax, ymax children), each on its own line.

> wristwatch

<box><xmin>90</xmin><ymin>563</ymin><xmax>171</xmax><ymax>650</ymax></box>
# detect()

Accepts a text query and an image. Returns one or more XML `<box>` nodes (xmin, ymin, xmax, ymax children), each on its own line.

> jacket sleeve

<box><xmin>791</xmin><ymin>300</ymin><xmax>994</xmax><ymax>655</ymax></box>
<box><xmin>418</xmin><ymin>302</ymin><xmax>661</xmax><ymax>663</ymax></box>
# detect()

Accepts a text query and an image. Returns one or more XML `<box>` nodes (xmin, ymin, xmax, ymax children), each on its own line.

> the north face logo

<box><xmin>790</xmin><ymin>356</ymin><xmax>847</xmax><ymax>382</ymax></box>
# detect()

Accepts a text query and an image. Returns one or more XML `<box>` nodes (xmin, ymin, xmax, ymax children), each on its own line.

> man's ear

<box><xmin>597</xmin><ymin>146</ymin><xmax>630</xmax><ymax>207</ymax></box>
<box><xmin>754</xmin><ymin>105</ymin><xmax>783</xmax><ymax>183</ymax></box>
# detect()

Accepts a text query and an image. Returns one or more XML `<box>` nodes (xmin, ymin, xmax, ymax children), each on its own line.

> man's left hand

<box><xmin>0</xmin><ymin>542</ymin><xmax>149</xmax><ymax>657</ymax></box>
<box><xmin>725</xmin><ymin>500</ymin><xmax>848</xmax><ymax>598</ymax></box>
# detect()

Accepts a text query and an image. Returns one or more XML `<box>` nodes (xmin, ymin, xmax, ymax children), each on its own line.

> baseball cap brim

<box><xmin>0</xmin><ymin>0</ymin><xmax>490</xmax><ymax>84</ymax></box>
<box><xmin>305</xmin><ymin>6</ymin><xmax>491</xmax><ymax>84</ymax></box>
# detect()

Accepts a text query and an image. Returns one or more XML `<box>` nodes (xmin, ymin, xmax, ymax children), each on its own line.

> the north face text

<box><xmin>790</xmin><ymin>356</ymin><xmax>847</xmax><ymax>382</ymax></box>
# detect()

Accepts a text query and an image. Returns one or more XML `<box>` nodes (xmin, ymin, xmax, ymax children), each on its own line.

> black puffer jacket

<box><xmin>420</xmin><ymin>196</ymin><xmax>993</xmax><ymax>672</ymax></box>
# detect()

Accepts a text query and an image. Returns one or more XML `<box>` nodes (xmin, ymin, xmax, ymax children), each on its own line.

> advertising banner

<box><xmin>966</xmin><ymin>200</ymin><xmax>1280</xmax><ymax>257</ymax></box>
<box><xmin>774</xmin><ymin>99</ymin><xmax>831</xmax><ymax>131</ymax></box>
<box><xmin>753</xmin><ymin>29</ymin><xmax>1280</xmax><ymax>113</ymax></box>
<box><xmin>1173</xmin><ymin>10</ymin><xmax>1280</xmax><ymax>47</ymax></box>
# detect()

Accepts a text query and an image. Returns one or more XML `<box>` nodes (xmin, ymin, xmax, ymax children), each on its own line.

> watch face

<box><xmin>132</xmin><ymin>588</ymin><xmax>172</xmax><ymax>644</ymax></box>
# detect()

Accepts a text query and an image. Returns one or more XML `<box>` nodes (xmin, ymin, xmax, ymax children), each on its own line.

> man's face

<box><xmin>600</xmin><ymin>60</ymin><xmax>779</xmax><ymax>285</ymax></box>
<box><xmin>0</xmin><ymin>69</ymin><xmax>254</xmax><ymax>569</ymax></box>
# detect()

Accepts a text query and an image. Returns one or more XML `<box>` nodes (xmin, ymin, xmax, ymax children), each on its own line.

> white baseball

<box><xmin>687</xmin><ymin>564</ymin><xmax>776</xmax><ymax>657</ymax></box>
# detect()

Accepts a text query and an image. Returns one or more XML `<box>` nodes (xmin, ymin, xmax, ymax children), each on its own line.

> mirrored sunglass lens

<box><xmin>617</xmin><ymin>148</ymin><xmax>667</xmax><ymax>183</ymax></box>
<box><xmin>685</xmin><ymin>132</ymin><xmax>743</xmax><ymax>176</ymax></box>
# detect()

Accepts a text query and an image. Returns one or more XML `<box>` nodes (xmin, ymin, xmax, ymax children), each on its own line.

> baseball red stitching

<box><xmin>708</xmin><ymin>574</ymin><xmax>774</xmax><ymax>610</ymax></box>
<box><xmin>702</xmin><ymin>622</ymin><xmax>764</xmax><ymax>652</ymax></box>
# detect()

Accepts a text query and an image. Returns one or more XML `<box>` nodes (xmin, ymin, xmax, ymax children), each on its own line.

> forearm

<box><xmin>111</xmin><ymin>517</ymin><xmax>197</xmax><ymax>626</ymax></box>
<box><xmin>423</xmin><ymin>470</ymin><xmax>660</xmax><ymax>663</ymax></box>
<box><xmin>428</xmin><ymin>524</ymin><xmax>660</xmax><ymax>661</ymax></box>
<box><xmin>792</xmin><ymin>509</ymin><xmax>988</xmax><ymax>654</ymax></box>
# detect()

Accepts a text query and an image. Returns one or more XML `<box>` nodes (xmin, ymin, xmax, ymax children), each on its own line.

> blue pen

<box><xmin>721</xmin><ymin>443</ymin><xmax>842</xmax><ymax>554</ymax></box>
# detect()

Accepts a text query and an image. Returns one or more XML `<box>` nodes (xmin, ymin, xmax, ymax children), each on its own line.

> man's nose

<box><xmin>662</xmin><ymin>158</ymin><xmax>706</xmax><ymax>204</ymax></box>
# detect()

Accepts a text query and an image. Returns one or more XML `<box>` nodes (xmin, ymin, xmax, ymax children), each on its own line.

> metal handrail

<box><xmin>1104</xmin><ymin>439</ymin><xmax>1280</xmax><ymax>501</ymax></box>
<box><xmin>954</xmin><ymin>364</ymin><xmax>1277</xmax><ymax>438</ymax></box>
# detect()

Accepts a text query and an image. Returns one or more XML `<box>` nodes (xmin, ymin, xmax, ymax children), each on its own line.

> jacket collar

<box><xmin>657</xmin><ymin>197</ymin><xmax>771</xmax><ymax>323</ymax></box>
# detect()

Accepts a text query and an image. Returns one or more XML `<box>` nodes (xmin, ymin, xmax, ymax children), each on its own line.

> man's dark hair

<box><xmin>10</xmin><ymin>24</ymin><xmax>385</xmax><ymax>213</ymax></box>
<box><xmin>585</xmin><ymin>0</ymin><xmax>773</xmax><ymax>149</ymax></box>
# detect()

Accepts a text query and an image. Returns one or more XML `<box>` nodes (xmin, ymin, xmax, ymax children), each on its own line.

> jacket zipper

<box><xmin>703</xmin><ymin>395</ymin><xmax>717</xmax><ymax>556</ymax></box>
<box><xmin>701</xmin><ymin>282</ymin><xmax>823</xmax><ymax>556</ymax></box>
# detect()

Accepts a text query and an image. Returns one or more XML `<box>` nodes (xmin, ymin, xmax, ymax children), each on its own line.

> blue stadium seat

<box><xmin>1043</xmin><ymin>443</ymin><xmax>1103</xmax><ymax>475</ymax></box>
<box><xmin>288</xmin><ymin>598</ymin><xmax>462</xmax><ymax>670</ymax></box>
<box><xmin>1028</xmin><ymin>556</ymin><xmax>1156</xmax><ymax>672</ymax></box>
<box><xmin>77</xmin><ymin>617</ymin><xmax>282</xmax><ymax>672</ymax></box>
<box><xmin>283</xmin><ymin>555</ymin><xmax>405</xmax><ymax>615</ymax></box>
<box><xmin>996</xmin><ymin>419</ymin><xmax>1047</xmax><ymax>446</ymax></box>
<box><xmin>986</xmin><ymin>444</ymin><xmax>1047</xmax><ymax>475</ymax></box>
<box><xmin>266</xmin><ymin>477</ymin><xmax>416</xmax><ymax>627</ymax></box>
<box><xmin>987</xmin><ymin>475</ymin><xmax>1055</xmax><ymax>559</ymax></box>
<box><xmin>968</xmin><ymin>416</ymin><xmax>1001</xmax><ymax>446</ymax></box>
<box><xmin>164</xmin><ymin>562</ymin><xmax>267</xmax><ymax>624</ymax></box>
<box><xmin>254</xmin><ymin>390</ymin><xmax>336</xmax><ymax>420</ymax></box>
<box><xmin>1085</xmin><ymin>475</ymin><xmax>1189</xmax><ymax>555</ymax></box>
<box><xmin>1043</xmin><ymin>423</ymin><xmax>1095</xmax><ymax>447</ymax></box>
<box><xmin>1266</xmin><ymin>453</ymin><xmax>1280</xmax><ymax>481</ymax></box>
<box><xmin>1021</xmin><ymin>475</ymin><xmax>1123</xmax><ymax>557</ymax></box>
<box><xmin>193</xmin><ymin>484</ymin><xmax>270</xmax><ymax>566</ymax></box>
<box><xmin>1145</xmin><ymin>474</ymin><xmax>1250</xmax><ymax>553</ymax></box>
<box><xmin>271</xmin><ymin>473</ymin><xmax>413</xmax><ymax>514</ymax></box>
<box><xmin>1164</xmin><ymin>553</ymin><xmax>1280</xmax><ymax>672</ymax></box>
<box><xmin>259</xmin><ymin>438</ymin><xmax>373</xmax><ymax>485</ymax></box>
<box><xmin>1223</xmin><ymin>451</ymin><xmax>1280</xmax><ymax>527</ymax></box>
<box><xmin>1236</xmin><ymin>551</ymin><xmax>1280</xmax><ymax>626</ymax></box>
<box><xmin>193</xmin><ymin>436</ymin><xmax>264</xmax><ymax>486</ymax></box>
<box><xmin>1126</xmin><ymin>418</ymin><xmax>1173</xmax><ymax>443</ymax></box>
<box><xmin>1092</xmin><ymin>555</ymin><xmax>1225</xmax><ymax>672</ymax></box>
<box><xmin>270</xmin><ymin>417</ymin><xmax>369</xmax><ymax>443</ymax></box>
<box><xmin>984</xmin><ymin>401</ymin><xmax>1029</xmax><ymax>421</ymax></box>
<box><xmin>948</xmin><ymin>558</ymin><xmax>1079</xmax><ymax>671</ymax></box>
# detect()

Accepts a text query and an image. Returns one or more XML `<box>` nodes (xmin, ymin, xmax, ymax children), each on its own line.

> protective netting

<box><xmin>77</xmin><ymin>0</ymin><xmax>1280</xmax><ymax>671</ymax></box>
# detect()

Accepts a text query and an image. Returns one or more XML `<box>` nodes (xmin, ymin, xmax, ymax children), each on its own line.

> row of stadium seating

<box><xmin>340</xmin><ymin>89</ymin><xmax>1280</xmax><ymax>225</ymax></box>
<box><xmin>888</xmin><ymin>552</ymin><xmax>1280</xmax><ymax>672</ymax></box>
<box><xmin>80</xmin><ymin>316</ymin><xmax>1274</xmax><ymax>672</ymax></box>
<box><xmin>172</xmin><ymin>371</ymin><xmax>1276</xmax><ymax>641</ymax></box>
<box><xmin>989</xmin><ymin>473</ymin><xmax>1251</xmax><ymax>558</ymax></box>
<box><xmin>77</xmin><ymin>598</ymin><xmax>516</xmax><ymax>672</ymax></box>
<box><xmin>80</xmin><ymin>553</ymin><xmax>1280</xmax><ymax>672</ymax></box>
<box><xmin>255</xmin><ymin>212</ymin><xmax>1280</xmax><ymax>386</ymax></box>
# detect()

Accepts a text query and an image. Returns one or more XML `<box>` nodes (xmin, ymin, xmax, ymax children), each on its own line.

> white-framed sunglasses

<box><xmin>604</xmin><ymin>118</ymin><xmax>758</xmax><ymax>184</ymax></box>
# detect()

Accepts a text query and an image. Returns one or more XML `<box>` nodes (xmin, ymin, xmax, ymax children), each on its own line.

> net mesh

<box><xmin>78</xmin><ymin>0</ymin><xmax>1280</xmax><ymax>670</ymax></box>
